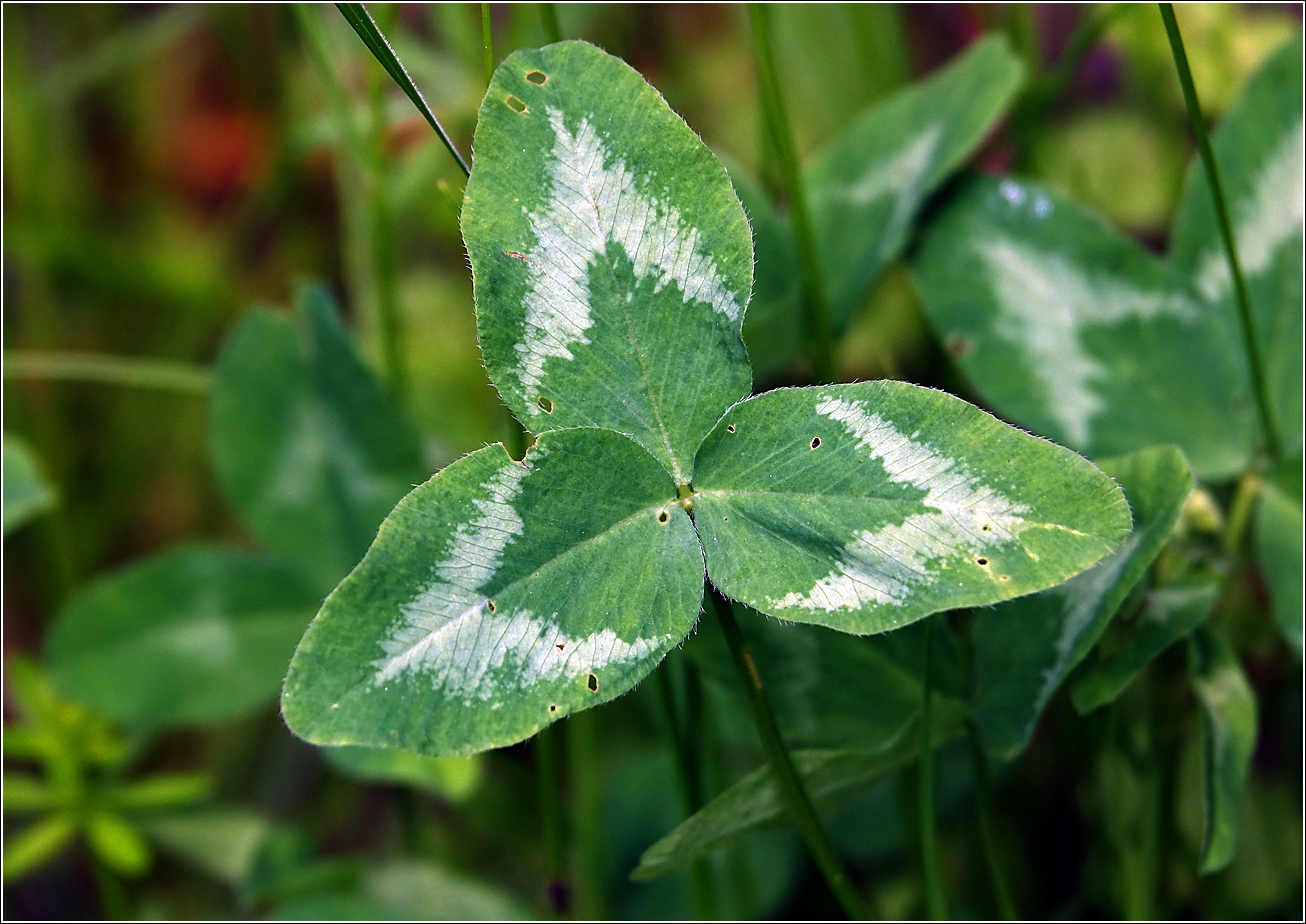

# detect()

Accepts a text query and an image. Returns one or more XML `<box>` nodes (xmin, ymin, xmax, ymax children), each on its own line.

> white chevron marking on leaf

<box><xmin>770</xmin><ymin>396</ymin><xmax>1030</xmax><ymax>614</ymax></box>
<box><xmin>515</xmin><ymin>108</ymin><xmax>743</xmax><ymax>405</ymax></box>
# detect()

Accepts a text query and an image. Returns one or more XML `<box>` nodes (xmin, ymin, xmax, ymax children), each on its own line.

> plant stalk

<box><xmin>655</xmin><ymin>663</ymin><xmax>716</xmax><ymax>918</ymax></box>
<box><xmin>568</xmin><ymin>709</ymin><xmax>606</xmax><ymax>919</ymax></box>
<box><xmin>967</xmin><ymin>729</ymin><xmax>1016</xmax><ymax>920</ymax></box>
<box><xmin>1157</xmin><ymin>3</ymin><xmax>1280</xmax><ymax>461</ymax></box>
<box><xmin>919</xmin><ymin>616</ymin><xmax>948</xmax><ymax>920</ymax></box>
<box><xmin>536</xmin><ymin>726</ymin><xmax>570</xmax><ymax>914</ymax></box>
<box><xmin>3</xmin><ymin>351</ymin><xmax>210</xmax><ymax>393</ymax></box>
<box><xmin>480</xmin><ymin>4</ymin><xmax>494</xmax><ymax>87</ymax></box>
<box><xmin>747</xmin><ymin>3</ymin><xmax>836</xmax><ymax>384</ymax></box>
<box><xmin>709</xmin><ymin>589</ymin><xmax>868</xmax><ymax>919</ymax></box>
<box><xmin>539</xmin><ymin>3</ymin><xmax>562</xmax><ymax>44</ymax></box>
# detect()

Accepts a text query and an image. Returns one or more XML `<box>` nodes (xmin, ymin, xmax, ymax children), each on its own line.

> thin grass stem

<box><xmin>539</xmin><ymin>3</ymin><xmax>562</xmax><ymax>44</ymax></box>
<box><xmin>1157</xmin><ymin>3</ymin><xmax>1280</xmax><ymax>461</ymax></box>
<box><xmin>919</xmin><ymin>615</ymin><xmax>948</xmax><ymax>920</ymax></box>
<box><xmin>481</xmin><ymin>4</ymin><xmax>494</xmax><ymax>87</ymax></box>
<box><xmin>4</xmin><ymin>352</ymin><xmax>210</xmax><ymax>394</ymax></box>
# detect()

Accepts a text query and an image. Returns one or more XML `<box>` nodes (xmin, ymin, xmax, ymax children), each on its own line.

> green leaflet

<box><xmin>464</xmin><ymin>41</ymin><xmax>752</xmax><ymax>485</ymax></box>
<box><xmin>693</xmin><ymin>382</ymin><xmax>1130</xmax><ymax>635</ymax></box>
<box><xmin>2</xmin><ymin>814</ymin><xmax>77</xmax><ymax>882</ymax></box>
<box><xmin>210</xmin><ymin>283</ymin><xmax>426</xmax><ymax>594</ymax></box>
<box><xmin>1188</xmin><ymin>625</ymin><xmax>1258</xmax><ymax>873</ymax></box>
<box><xmin>281</xmin><ymin>428</ymin><xmax>703</xmax><ymax>758</ymax></box>
<box><xmin>1070</xmin><ymin>577</ymin><xmax>1220</xmax><ymax>714</ymax></box>
<box><xmin>46</xmin><ymin>544</ymin><xmax>321</xmax><ymax>728</ymax></box>
<box><xmin>1255</xmin><ymin>482</ymin><xmax>1303</xmax><ymax>658</ymax></box>
<box><xmin>970</xmin><ymin>446</ymin><xmax>1193</xmax><ymax>760</ymax></box>
<box><xmin>632</xmin><ymin>722</ymin><xmax>948</xmax><ymax>881</ymax></box>
<box><xmin>807</xmin><ymin>34</ymin><xmax>1024</xmax><ymax>329</ymax></box>
<box><xmin>323</xmin><ymin>747</ymin><xmax>482</xmax><ymax>801</ymax></box>
<box><xmin>1170</xmin><ymin>32</ymin><xmax>1304</xmax><ymax>456</ymax></box>
<box><xmin>2</xmin><ymin>435</ymin><xmax>57</xmax><ymax>535</ymax></box>
<box><xmin>910</xmin><ymin>175</ymin><xmax>1254</xmax><ymax>479</ymax></box>
<box><xmin>137</xmin><ymin>808</ymin><xmax>271</xmax><ymax>886</ymax></box>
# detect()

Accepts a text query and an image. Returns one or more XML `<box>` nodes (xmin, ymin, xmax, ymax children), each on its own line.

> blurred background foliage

<box><xmin>3</xmin><ymin>3</ymin><xmax>1301</xmax><ymax>919</ymax></box>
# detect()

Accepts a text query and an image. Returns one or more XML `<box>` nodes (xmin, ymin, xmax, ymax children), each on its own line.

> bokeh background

<box><xmin>3</xmin><ymin>3</ymin><xmax>1302</xmax><ymax>919</ymax></box>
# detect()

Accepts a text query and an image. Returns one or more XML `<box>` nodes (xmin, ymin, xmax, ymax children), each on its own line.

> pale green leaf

<box><xmin>1071</xmin><ymin>577</ymin><xmax>1219</xmax><ymax>714</ymax></box>
<box><xmin>104</xmin><ymin>774</ymin><xmax>212</xmax><ymax>811</ymax></box>
<box><xmin>910</xmin><ymin>175</ymin><xmax>1255</xmax><ymax>478</ymax></box>
<box><xmin>138</xmin><ymin>807</ymin><xmax>271</xmax><ymax>886</ymax></box>
<box><xmin>86</xmin><ymin>810</ymin><xmax>151</xmax><ymax>877</ymax></box>
<box><xmin>2</xmin><ymin>814</ymin><xmax>76</xmax><ymax>882</ymax></box>
<box><xmin>1188</xmin><ymin>625</ymin><xmax>1258</xmax><ymax>873</ymax></box>
<box><xmin>464</xmin><ymin>40</ymin><xmax>752</xmax><ymax>485</ymax></box>
<box><xmin>808</xmin><ymin>34</ymin><xmax>1024</xmax><ymax>328</ymax></box>
<box><xmin>970</xmin><ymin>446</ymin><xmax>1193</xmax><ymax>760</ymax></box>
<box><xmin>632</xmin><ymin>725</ymin><xmax>937</xmax><ymax>881</ymax></box>
<box><xmin>2</xmin><ymin>435</ymin><xmax>57</xmax><ymax>535</ymax></box>
<box><xmin>692</xmin><ymin>382</ymin><xmax>1130</xmax><ymax>635</ymax></box>
<box><xmin>1170</xmin><ymin>32</ymin><xmax>1303</xmax><ymax>456</ymax></box>
<box><xmin>365</xmin><ymin>859</ymin><xmax>530</xmax><ymax>920</ymax></box>
<box><xmin>282</xmin><ymin>428</ymin><xmax>703</xmax><ymax>757</ymax></box>
<box><xmin>324</xmin><ymin>747</ymin><xmax>482</xmax><ymax>801</ymax></box>
<box><xmin>46</xmin><ymin>544</ymin><xmax>321</xmax><ymax>728</ymax></box>
<box><xmin>1255</xmin><ymin>482</ymin><xmax>1303</xmax><ymax>658</ymax></box>
<box><xmin>2</xmin><ymin>773</ymin><xmax>60</xmax><ymax>814</ymax></box>
<box><xmin>211</xmin><ymin>282</ymin><xmax>426</xmax><ymax>593</ymax></box>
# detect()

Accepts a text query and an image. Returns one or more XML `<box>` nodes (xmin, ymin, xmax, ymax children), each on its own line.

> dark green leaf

<box><xmin>464</xmin><ymin>41</ymin><xmax>752</xmax><ymax>484</ymax></box>
<box><xmin>2</xmin><ymin>435</ymin><xmax>57</xmax><ymax>535</ymax></box>
<box><xmin>1187</xmin><ymin>625</ymin><xmax>1258</xmax><ymax>873</ymax></box>
<box><xmin>1255</xmin><ymin>482</ymin><xmax>1303</xmax><ymax>658</ymax></box>
<box><xmin>970</xmin><ymin>446</ymin><xmax>1193</xmax><ymax>760</ymax></box>
<box><xmin>1071</xmin><ymin>577</ymin><xmax>1219</xmax><ymax>714</ymax></box>
<box><xmin>1170</xmin><ymin>32</ymin><xmax>1303</xmax><ymax>456</ymax></box>
<box><xmin>46</xmin><ymin>544</ymin><xmax>321</xmax><ymax>728</ymax></box>
<box><xmin>211</xmin><ymin>283</ymin><xmax>426</xmax><ymax>593</ymax></box>
<box><xmin>282</xmin><ymin>428</ymin><xmax>703</xmax><ymax>757</ymax></box>
<box><xmin>693</xmin><ymin>382</ymin><xmax>1130</xmax><ymax>635</ymax></box>
<box><xmin>808</xmin><ymin>34</ymin><xmax>1024</xmax><ymax>328</ymax></box>
<box><xmin>910</xmin><ymin>175</ymin><xmax>1254</xmax><ymax>478</ymax></box>
<box><xmin>632</xmin><ymin>726</ymin><xmax>939</xmax><ymax>881</ymax></box>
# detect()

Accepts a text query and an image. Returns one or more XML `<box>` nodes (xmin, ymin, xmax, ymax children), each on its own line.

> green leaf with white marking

<box><xmin>211</xmin><ymin>283</ymin><xmax>426</xmax><ymax>594</ymax></box>
<box><xmin>1070</xmin><ymin>577</ymin><xmax>1219</xmax><ymax>714</ymax></box>
<box><xmin>808</xmin><ymin>34</ymin><xmax>1024</xmax><ymax>329</ymax></box>
<box><xmin>692</xmin><ymin>382</ymin><xmax>1130</xmax><ymax>635</ymax></box>
<box><xmin>46</xmin><ymin>544</ymin><xmax>321</xmax><ymax>728</ymax></box>
<box><xmin>1188</xmin><ymin>624</ymin><xmax>1258</xmax><ymax>873</ymax></box>
<box><xmin>1170</xmin><ymin>32</ymin><xmax>1303</xmax><ymax>456</ymax></box>
<box><xmin>463</xmin><ymin>41</ymin><xmax>752</xmax><ymax>485</ymax></box>
<box><xmin>281</xmin><ymin>428</ymin><xmax>703</xmax><ymax>758</ymax></box>
<box><xmin>970</xmin><ymin>446</ymin><xmax>1193</xmax><ymax>760</ymax></box>
<box><xmin>910</xmin><ymin>175</ymin><xmax>1255</xmax><ymax>479</ymax></box>
<box><xmin>1256</xmin><ymin>482</ymin><xmax>1303</xmax><ymax>659</ymax></box>
<box><xmin>2</xmin><ymin>435</ymin><xmax>57</xmax><ymax>535</ymax></box>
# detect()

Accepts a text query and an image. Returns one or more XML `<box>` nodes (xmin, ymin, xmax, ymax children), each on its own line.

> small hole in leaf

<box><xmin>506</xmin><ymin>95</ymin><xmax>527</xmax><ymax>113</ymax></box>
<box><xmin>657</xmin><ymin>510</ymin><xmax>669</xmax><ymax>523</ymax></box>
<box><xmin>526</xmin><ymin>70</ymin><xmax>547</xmax><ymax>85</ymax></box>
<box><xmin>810</xmin><ymin>437</ymin><xmax>821</xmax><ymax>449</ymax></box>
<box><xmin>537</xmin><ymin>396</ymin><xmax>553</xmax><ymax>413</ymax></box>
<box><xmin>981</xmin><ymin>524</ymin><xmax>991</xmax><ymax>532</ymax></box>
<box><xmin>487</xmin><ymin>600</ymin><xmax>496</xmax><ymax>612</ymax></box>
<box><xmin>999</xmin><ymin>574</ymin><xmax>1011</xmax><ymax>583</ymax></box>
<box><xmin>976</xmin><ymin>558</ymin><xmax>988</xmax><ymax>566</ymax></box>
<box><xmin>587</xmin><ymin>673</ymin><xmax>598</xmax><ymax>692</ymax></box>
<box><xmin>556</xmin><ymin>643</ymin><xmax>565</xmax><ymax>651</ymax></box>
<box><xmin>726</xmin><ymin>424</ymin><xmax>736</xmax><ymax>433</ymax></box>
<box><xmin>549</xmin><ymin>704</ymin><xmax>558</xmax><ymax>713</ymax></box>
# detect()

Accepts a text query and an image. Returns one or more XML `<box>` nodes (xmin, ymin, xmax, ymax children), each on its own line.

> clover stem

<box><xmin>919</xmin><ymin>615</ymin><xmax>949</xmax><ymax>920</ymax></box>
<box><xmin>968</xmin><ymin>727</ymin><xmax>1016</xmax><ymax>920</ymax></box>
<box><xmin>656</xmin><ymin>661</ymin><xmax>716</xmax><ymax>918</ymax></box>
<box><xmin>481</xmin><ymin>4</ymin><xmax>494</xmax><ymax>87</ymax></box>
<box><xmin>1157</xmin><ymin>3</ymin><xmax>1280</xmax><ymax>462</ymax></box>
<box><xmin>2</xmin><ymin>351</ymin><xmax>210</xmax><ymax>394</ymax></box>
<box><xmin>568</xmin><ymin>709</ymin><xmax>607</xmax><ymax>918</ymax></box>
<box><xmin>536</xmin><ymin>726</ymin><xmax>570</xmax><ymax>914</ymax></box>
<box><xmin>748</xmin><ymin>3</ymin><xmax>836</xmax><ymax>384</ymax></box>
<box><xmin>539</xmin><ymin>3</ymin><xmax>563</xmax><ymax>44</ymax></box>
<box><xmin>709</xmin><ymin>588</ymin><xmax>868</xmax><ymax>919</ymax></box>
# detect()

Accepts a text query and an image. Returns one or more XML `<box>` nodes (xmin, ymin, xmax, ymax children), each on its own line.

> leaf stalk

<box><xmin>709</xmin><ymin>588</ymin><xmax>868</xmax><ymax>919</ymax></box>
